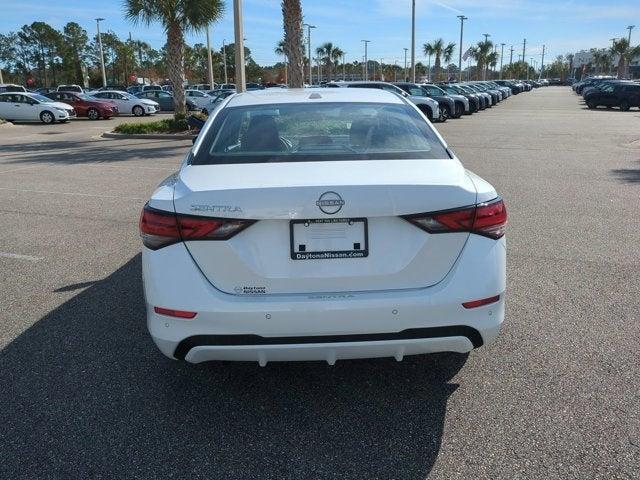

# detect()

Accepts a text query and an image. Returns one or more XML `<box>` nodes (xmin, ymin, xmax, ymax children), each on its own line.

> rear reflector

<box><xmin>153</xmin><ymin>306</ymin><xmax>197</xmax><ymax>319</ymax></box>
<box><xmin>462</xmin><ymin>295</ymin><xmax>500</xmax><ymax>309</ymax></box>
<box><xmin>139</xmin><ymin>204</ymin><xmax>255</xmax><ymax>250</ymax></box>
<box><xmin>403</xmin><ymin>197</ymin><xmax>507</xmax><ymax>239</ymax></box>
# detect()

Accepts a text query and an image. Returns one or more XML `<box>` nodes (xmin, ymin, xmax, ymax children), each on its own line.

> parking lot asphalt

<box><xmin>1</xmin><ymin>87</ymin><xmax>638</xmax><ymax>479</ymax></box>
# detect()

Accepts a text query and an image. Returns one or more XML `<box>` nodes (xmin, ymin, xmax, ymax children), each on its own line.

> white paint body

<box><xmin>142</xmin><ymin>88</ymin><xmax>506</xmax><ymax>364</ymax></box>
<box><xmin>0</xmin><ymin>93</ymin><xmax>74</xmax><ymax>122</ymax></box>
<box><xmin>92</xmin><ymin>91</ymin><xmax>159</xmax><ymax>115</ymax></box>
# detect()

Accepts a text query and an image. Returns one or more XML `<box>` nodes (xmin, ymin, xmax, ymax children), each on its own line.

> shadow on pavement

<box><xmin>0</xmin><ymin>138</ymin><xmax>189</xmax><ymax>166</ymax></box>
<box><xmin>1</xmin><ymin>255</ymin><xmax>467</xmax><ymax>479</ymax></box>
<box><xmin>611</xmin><ymin>161</ymin><xmax>640</xmax><ymax>184</ymax></box>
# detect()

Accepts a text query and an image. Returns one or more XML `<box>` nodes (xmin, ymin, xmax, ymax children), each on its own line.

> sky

<box><xmin>2</xmin><ymin>0</ymin><xmax>639</xmax><ymax>67</ymax></box>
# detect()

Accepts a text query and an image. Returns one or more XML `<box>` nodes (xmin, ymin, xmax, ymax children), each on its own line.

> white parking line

<box><xmin>0</xmin><ymin>187</ymin><xmax>144</xmax><ymax>201</ymax></box>
<box><xmin>0</xmin><ymin>252</ymin><xmax>42</xmax><ymax>261</ymax></box>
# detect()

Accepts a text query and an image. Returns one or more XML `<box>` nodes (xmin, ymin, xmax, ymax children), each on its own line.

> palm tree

<box><xmin>610</xmin><ymin>38</ymin><xmax>640</xmax><ymax>79</ymax></box>
<box><xmin>281</xmin><ymin>0</ymin><xmax>304</xmax><ymax>87</ymax></box>
<box><xmin>423</xmin><ymin>39</ymin><xmax>456</xmax><ymax>82</ymax></box>
<box><xmin>442</xmin><ymin>43</ymin><xmax>455</xmax><ymax>81</ymax></box>
<box><xmin>275</xmin><ymin>39</ymin><xmax>287</xmax><ymax>84</ymax></box>
<box><xmin>469</xmin><ymin>40</ymin><xmax>494</xmax><ymax>80</ymax></box>
<box><xmin>487</xmin><ymin>51</ymin><xmax>498</xmax><ymax>79</ymax></box>
<box><xmin>315</xmin><ymin>42</ymin><xmax>344</xmax><ymax>82</ymax></box>
<box><xmin>124</xmin><ymin>0</ymin><xmax>224</xmax><ymax>116</ymax></box>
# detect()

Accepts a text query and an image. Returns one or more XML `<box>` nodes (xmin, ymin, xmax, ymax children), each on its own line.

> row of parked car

<box><xmin>0</xmin><ymin>82</ymin><xmax>263</xmax><ymax>123</ymax></box>
<box><xmin>571</xmin><ymin>76</ymin><xmax>640</xmax><ymax>111</ymax></box>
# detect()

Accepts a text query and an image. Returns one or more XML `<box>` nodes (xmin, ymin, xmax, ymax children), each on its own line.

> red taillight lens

<box><xmin>403</xmin><ymin>197</ymin><xmax>507</xmax><ymax>239</ymax></box>
<box><xmin>473</xmin><ymin>198</ymin><xmax>507</xmax><ymax>239</ymax></box>
<box><xmin>154</xmin><ymin>306</ymin><xmax>197</xmax><ymax>319</ymax></box>
<box><xmin>462</xmin><ymin>295</ymin><xmax>500</xmax><ymax>309</ymax></box>
<box><xmin>139</xmin><ymin>204</ymin><xmax>254</xmax><ymax>250</ymax></box>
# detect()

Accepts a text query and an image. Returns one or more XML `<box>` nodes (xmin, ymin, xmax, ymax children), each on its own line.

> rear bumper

<box><xmin>143</xmin><ymin>235</ymin><xmax>506</xmax><ymax>364</ymax></box>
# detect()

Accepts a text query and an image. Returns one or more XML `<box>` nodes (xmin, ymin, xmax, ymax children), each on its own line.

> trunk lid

<box><xmin>173</xmin><ymin>159</ymin><xmax>477</xmax><ymax>295</ymax></box>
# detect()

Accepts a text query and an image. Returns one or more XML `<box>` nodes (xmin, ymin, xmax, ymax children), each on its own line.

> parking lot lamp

<box><xmin>206</xmin><ymin>26</ymin><xmax>214</xmax><ymax>87</ymax></box>
<box><xmin>404</xmin><ymin>47</ymin><xmax>408</xmax><ymax>81</ymax></box>
<box><xmin>411</xmin><ymin>0</ymin><xmax>416</xmax><ymax>82</ymax></box>
<box><xmin>362</xmin><ymin>40</ymin><xmax>370</xmax><ymax>80</ymax></box>
<box><xmin>95</xmin><ymin>18</ymin><xmax>107</xmax><ymax>87</ymax></box>
<box><xmin>499</xmin><ymin>43</ymin><xmax>505</xmax><ymax>79</ymax></box>
<box><xmin>233</xmin><ymin>0</ymin><xmax>246</xmax><ymax>92</ymax></box>
<box><xmin>457</xmin><ymin>15</ymin><xmax>467</xmax><ymax>82</ymax></box>
<box><xmin>303</xmin><ymin>24</ymin><xmax>316</xmax><ymax>84</ymax></box>
<box><xmin>223</xmin><ymin>39</ymin><xmax>228</xmax><ymax>84</ymax></box>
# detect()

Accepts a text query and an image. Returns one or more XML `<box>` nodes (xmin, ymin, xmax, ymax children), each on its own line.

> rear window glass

<box><xmin>191</xmin><ymin>102</ymin><xmax>449</xmax><ymax>165</ymax></box>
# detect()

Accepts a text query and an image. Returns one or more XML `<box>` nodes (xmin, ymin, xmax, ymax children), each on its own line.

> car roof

<box><xmin>225</xmin><ymin>87</ymin><xmax>405</xmax><ymax>107</ymax></box>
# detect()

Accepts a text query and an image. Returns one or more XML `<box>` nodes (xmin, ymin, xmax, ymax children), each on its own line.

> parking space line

<box><xmin>0</xmin><ymin>187</ymin><xmax>144</xmax><ymax>201</ymax></box>
<box><xmin>0</xmin><ymin>165</ymin><xmax>45</xmax><ymax>175</ymax></box>
<box><xmin>0</xmin><ymin>252</ymin><xmax>42</xmax><ymax>261</ymax></box>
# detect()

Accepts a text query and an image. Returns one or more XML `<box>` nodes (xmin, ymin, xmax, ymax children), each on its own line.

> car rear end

<box><xmin>141</xmin><ymin>89</ymin><xmax>506</xmax><ymax>365</ymax></box>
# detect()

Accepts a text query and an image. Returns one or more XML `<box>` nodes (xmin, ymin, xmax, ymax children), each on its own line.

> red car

<box><xmin>44</xmin><ymin>91</ymin><xmax>118</xmax><ymax>119</ymax></box>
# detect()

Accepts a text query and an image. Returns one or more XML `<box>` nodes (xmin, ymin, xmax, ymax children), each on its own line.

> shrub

<box><xmin>113</xmin><ymin>118</ymin><xmax>191</xmax><ymax>135</ymax></box>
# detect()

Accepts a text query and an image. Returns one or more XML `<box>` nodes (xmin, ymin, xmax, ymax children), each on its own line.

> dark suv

<box><xmin>584</xmin><ymin>82</ymin><xmax>640</xmax><ymax>111</ymax></box>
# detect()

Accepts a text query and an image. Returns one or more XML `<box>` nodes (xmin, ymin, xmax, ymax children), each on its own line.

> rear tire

<box><xmin>620</xmin><ymin>100</ymin><xmax>630</xmax><ymax>111</ymax></box>
<box><xmin>132</xmin><ymin>105</ymin><xmax>144</xmax><ymax>116</ymax></box>
<box><xmin>40</xmin><ymin>111</ymin><xmax>54</xmax><ymax>124</ymax></box>
<box><xmin>454</xmin><ymin>103</ymin><xmax>464</xmax><ymax>118</ymax></box>
<box><xmin>87</xmin><ymin>108</ymin><xmax>99</xmax><ymax>120</ymax></box>
<box><xmin>438</xmin><ymin>105</ymin><xmax>450</xmax><ymax>122</ymax></box>
<box><xmin>586</xmin><ymin>100</ymin><xmax>596</xmax><ymax>109</ymax></box>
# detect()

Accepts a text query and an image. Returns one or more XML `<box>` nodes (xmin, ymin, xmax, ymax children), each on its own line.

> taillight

<box><xmin>403</xmin><ymin>197</ymin><xmax>507</xmax><ymax>239</ymax></box>
<box><xmin>139</xmin><ymin>204</ymin><xmax>254</xmax><ymax>250</ymax></box>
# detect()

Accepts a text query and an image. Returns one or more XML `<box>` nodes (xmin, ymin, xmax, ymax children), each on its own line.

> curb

<box><xmin>102</xmin><ymin>131</ymin><xmax>196</xmax><ymax>140</ymax></box>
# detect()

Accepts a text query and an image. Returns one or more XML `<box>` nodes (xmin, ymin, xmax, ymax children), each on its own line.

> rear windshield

<box><xmin>191</xmin><ymin>102</ymin><xmax>449</xmax><ymax>165</ymax></box>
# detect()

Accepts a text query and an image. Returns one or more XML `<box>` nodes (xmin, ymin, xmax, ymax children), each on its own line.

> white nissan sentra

<box><xmin>140</xmin><ymin>87</ymin><xmax>507</xmax><ymax>365</ymax></box>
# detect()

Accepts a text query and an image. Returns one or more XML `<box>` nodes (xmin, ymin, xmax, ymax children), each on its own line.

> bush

<box><xmin>113</xmin><ymin>118</ymin><xmax>190</xmax><ymax>135</ymax></box>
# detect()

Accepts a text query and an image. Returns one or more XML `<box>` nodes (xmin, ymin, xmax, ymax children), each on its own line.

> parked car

<box><xmin>0</xmin><ymin>92</ymin><xmax>75</xmax><ymax>123</ymax></box>
<box><xmin>455</xmin><ymin>84</ymin><xmax>491</xmax><ymax>109</ymax></box>
<box><xmin>56</xmin><ymin>84</ymin><xmax>84</xmax><ymax>93</ymax></box>
<box><xmin>494</xmin><ymin>80</ymin><xmax>522</xmax><ymax>95</ymax></box>
<box><xmin>216</xmin><ymin>83</ymin><xmax>236</xmax><ymax>90</ymax></box>
<box><xmin>139</xmin><ymin>87</ymin><xmax>507</xmax><ymax>365</ymax></box>
<box><xmin>395</xmin><ymin>82</ymin><xmax>458</xmax><ymax>120</ymax></box>
<box><xmin>96</xmin><ymin>85</ymin><xmax>128</xmax><ymax>92</ymax></box>
<box><xmin>45</xmin><ymin>91</ymin><xmax>118</xmax><ymax>119</ymax></box>
<box><xmin>584</xmin><ymin>82</ymin><xmax>640</xmax><ymax>110</ymax></box>
<box><xmin>201</xmin><ymin>90</ymin><xmax>236</xmax><ymax>115</ymax></box>
<box><xmin>135</xmin><ymin>90</ymin><xmax>198</xmax><ymax>111</ymax></box>
<box><xmin>0</xmin><ymin>84</ymin><xmax>27</xmax><ymax>93</ymax></box>
<box><xmin>92</xmin><ymin>90</ymin><xmax>160</xmax><ymax>116</ymax></box>
<box><xmin>439</xmin><ymin>84</ymin><xmax>479</xmax><ymax>113</ymax></box>
<box><xmin>185</xmin><ymin>89</ymin><xmax>214</xmax><ymax>109</ymax></box>
<box><xmin>191</xmin><ymin>84</ymin><xmax>213</xmax><ymax>91</ymax></box>
<box><xmin>33</xmin><ymin>87</ymin><xmax>58</xmax><ymax>94</ymax></box>
<box><xmin>246</xmin><ymin>82</ymin><xmax>265</xmax><ymax>90</ymax></box>
<box><xmin>331</xmin><ymin>81</ymin><xmax>442</xmax><ymax>122</ymax></box>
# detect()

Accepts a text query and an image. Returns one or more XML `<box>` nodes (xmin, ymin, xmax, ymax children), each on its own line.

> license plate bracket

<box><xmin>289</xmin><ymin>218</ymin><xmax>368</xmax><ymax>260</ymax></box>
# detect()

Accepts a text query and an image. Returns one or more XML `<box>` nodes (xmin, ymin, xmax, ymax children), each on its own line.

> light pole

<box><xmin>394</xmin><ymin>60</ymin><xmax>398</xmax><ymax>81</ymax></box>
<box><xmin>483</xmin><ymin>33</ymin><xmax>490</xmax><ymax>42</ymax></box>
<box><xmin>410</xmin><ymin>0</ymin><xmax>416</xmax><ymax>82</ymax></box>
<box><xmin>206</xmin><ymin>26</ymin><xmax>214</xmax><ymax>87</ymax></box>
<box><xmin>222</xmin><ymin>39</ymin><xmax>228</xmax><ymax>85</ymax></box>
<box><xmin>509</xmin><ymin>45</ymin><xmax>513</xmax><ymax>66</ymax></box>
<box><xmin>233</xmin><ymin>0</ymin><xmax>246</xmax><ymax>92</ymax></box>
<box><xmin>342</xmin><ymin>53</ymin><xmax>346</xmax><ymax>80</ymax></box>
<box><xmin>627</xmin><ymin>26</ymin><xmax>635</xmax><ymax>78</ymax></box>
<box><xmin>528</xmin><ymin>57</ymin><xmax>533</xmax><ymax>80</ymax></box>
<box><xmin>499</xmin><ymin>43</ymin><xmax>505</xmax><ymax>79</ymax></box>
<box><xmin>522</xmin><ymin>38</ymin><xmax>526</xmax><ymax>67</ymax></box>
<box><xmin>303</xmin><ymin>24</ymin><xmax>316</xmax><ymax>85</ymax></box>
<box><xmin>457</xmin><ymin>15</ymin><xmax>467</xmax><ymax>82</ymax></box>
<box><xmin>95</xmin><ymin>18</ymin><xmax>107</xmax><ymax>87</ymax></box>
<box><xmin>403</xmin><ymin>48</ymin><xmax>408</xmax><ymax>81</ymax></box>
<box><xmin>540</xmin><ymin>44</ymin><xmax>545</xmax><ymax>80</ymax></box>
<box><xmin>361</xmin><ymin>39</ymin><xmax>370</xmax><ymax>80</ymax></box>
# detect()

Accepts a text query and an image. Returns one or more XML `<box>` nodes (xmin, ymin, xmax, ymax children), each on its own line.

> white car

<box><xmin>185</xmin><ymin>89</ymin><xmax>214</xmax><ymax>109</ymax></box>
<box><xmin>0</xmin><ymin>92</ymin><xmax>75</xmax><ymax>123</ymax></box>
<box><xmin>92</xmin><ymin>90</ymin><xmax>160</xmax><ymax>116</ymax></box>
<box><xmin>140</xmin><ymin>88</ymin><xmax>507</xmax><ymax>365</ymax></box>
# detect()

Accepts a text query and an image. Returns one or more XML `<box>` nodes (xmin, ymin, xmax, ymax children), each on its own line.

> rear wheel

<box><xmin>40</xmin><ymin>111</ymin><xmax>54</xmax><ymax>124</ymax></box>
<box><xmin>438</xmin><ymin>105</ymin><xmax>450</xmax><ymax>122</ymax></box>
<box><xmin>132</xmin><ymin>105</ymin><xmax>144</xmax><ymax>116</ymax></box>
<box><xmin>620</xmin><ymin>100</ymin><xmax>630</xmax><ymax>111</ymax></box>
<box><xmin>87</xmin><ymin>108</ymin><xmax>99</xmax><ymax>120</ymax></box>
<box><xmin>454</xmin><ymin>102</ymin><xmax>464</xmax><ymax>118</ymax></box>
<box><xmin>586</xmin><ymin>100</ymin><xmax>597</xmax><ymax>109</ymax></box>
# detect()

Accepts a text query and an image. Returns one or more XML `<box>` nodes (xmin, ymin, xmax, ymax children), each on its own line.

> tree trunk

<box><xmin>617</xmin><ymin>57</ymin><xmax>625</xmax><ymax>79</ymax></box>
<box><xmin>166</xmin><ymin>23</ymin><xmax>186</xmax><ymax>116</ymax></box>
<box><xmin>435</xmin><ymin>56</ymin><xmax>441</xmax><ymax>82</ymax></box>
<box><xmin>281</xmin><ymin>0</ymin><xmax>304</xmax><ymax>88</ymax></box>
